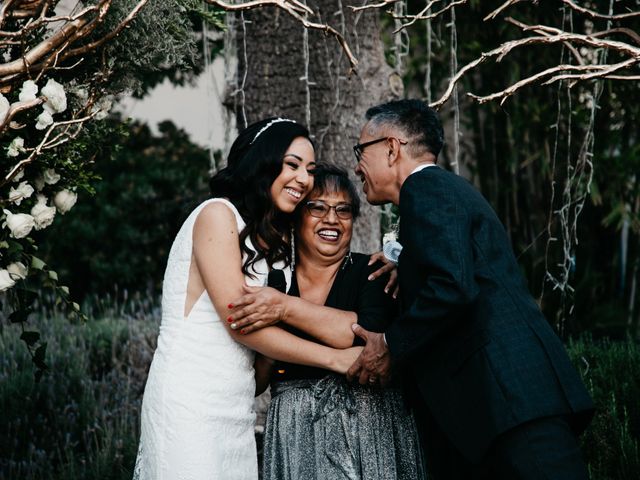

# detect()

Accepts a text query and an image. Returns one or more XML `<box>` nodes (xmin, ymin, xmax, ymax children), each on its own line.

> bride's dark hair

<box><xmin>209</xmin><ymin>118</ymin><xmax>313</xmax><ymax>277</ymax></box>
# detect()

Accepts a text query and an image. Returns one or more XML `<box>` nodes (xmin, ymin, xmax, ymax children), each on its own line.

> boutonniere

<box><xmin>382</xmin><ymin>222</ymin><xmax>402</xmax><ymax>265</ymax></box>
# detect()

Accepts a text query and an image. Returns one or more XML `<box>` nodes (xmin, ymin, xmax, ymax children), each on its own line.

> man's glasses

<box><xmin>353</xmin><ymin>136</ymin><xmax>408</xmax><ymax>163</ymax></box>
<box><xmin>305</xmin><ymin>200</ymin><xmax>354</xmax><ymax>220</ymax></box>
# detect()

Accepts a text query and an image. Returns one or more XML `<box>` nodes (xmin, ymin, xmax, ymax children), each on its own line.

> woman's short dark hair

<box><xmin>209</xmin><ymin>118</ymin><xmax>313</xmax><ymax>276</ymax></box>
<box><xmin>305</xmin><ymin>164</ymin><xmax>360</xmax><ymax>219</ymax></box>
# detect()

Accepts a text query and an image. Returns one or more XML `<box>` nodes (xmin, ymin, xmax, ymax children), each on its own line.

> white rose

<box><xmin>382</xmin><ymin>231</ymin><xmax>397</xmax><ymax>244</ymax></box>
<box><xmin>19</xmin><ymin>80</ymin><xmax>38</xmax><ymax>102</ymax></box>
<box><xmin>2</xmin><ymin>209</ymin><xmax>35</xmax><ymax>238</ymax></box>
<box><xmin>43</xmin><ymin>168</ymin><xmax>60</xmax><ymax>185</ymax></box>
<box><xmin>34</xmin><ymin>176</ymin><xmax>45</xmax><ymax>191</ymax></box>
<box><xmin>35</xmin><ymin>110</ymin><xmax>54</xmax><ymax>130</ymax></box>
<box><xmin>8</xmin><ymin>181</ymin><xmax>34</xmax><ymax>205</ymax></box>
<box><xmin>42</xmin><ymin>79</ymin><xmax>67</xmax><ymax>114</ymax></box>
<box><xmin>7</xmin><ymin>261</ymin><xmax>28</xmax><ymax>280</ymax></box>
<box><xmin>7</xmin><ymin>137</ymin><xmax>25</xmax><ymax>157</ymax></box>
<box><xmin>0</xmin><ymin>94</ymin><xmax>9</xmax><ymax>122</ymax></box>
<box><xmin>12</xmin><ymin>169</ymin><xmax>24</xmax><ymax>182</ymax></box>
<box><xmin>53</xmin><ymin>189</ymin><xmax>77</xmax><ymax>214</ymax></box>
<box><xmin>0</xmin><ymin>270</ymin><xmax>16</xmax><ymax>292</ymax></box>
<box><xmin>31</xmin><ymin>195</ymin><xmax>56</xmax><ymax>230</ymax></box>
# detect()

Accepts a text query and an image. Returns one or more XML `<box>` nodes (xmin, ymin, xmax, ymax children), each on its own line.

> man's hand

<box><xmin>368</xmin><ymin>252</ymin><xmax>399</xmax><ymax>299</ymax></box>
<box><xmin>227</xmin><ymin>285</ymin><xmax>287</xmax><ymax>334</ymax></box>
<box><xmin>346</xmin><ymin>324</ymin><xmax>392</xmax><ymax>387</ymax></box>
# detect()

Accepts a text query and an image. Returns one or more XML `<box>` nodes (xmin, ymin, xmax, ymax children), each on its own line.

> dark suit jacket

<box><xmin>385</xmin><ymin>166</ymin><xmax>593</xmax><ymax>463</ymax></box>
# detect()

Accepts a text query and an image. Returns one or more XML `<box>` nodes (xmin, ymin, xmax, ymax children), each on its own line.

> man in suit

<box><xmin>347</xmin><ymin>99</ymin><xmax>594</xmax><ymax>479</ymax></box>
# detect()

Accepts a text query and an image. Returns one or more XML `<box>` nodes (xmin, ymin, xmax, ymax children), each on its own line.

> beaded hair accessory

<box><xmin>250</xmin><ymin>118</ymin><xmax>297</xmax><ymax>144</ymax></box>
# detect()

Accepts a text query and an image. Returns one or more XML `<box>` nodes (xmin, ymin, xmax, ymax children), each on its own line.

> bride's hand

<box><xmin>329</xmin><ymin>346</ymin><xmax>364</xmax><ymax>375</ymax></box>
<box><xmin>228</xmin><ymin>284</ymin><xmax>288</xmax><ymax>334</ymax></box>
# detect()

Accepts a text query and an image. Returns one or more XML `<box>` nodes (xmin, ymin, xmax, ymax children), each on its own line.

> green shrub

<box><xmin>568</xmin><ymin>337</ymin><xmax>640</xmax><ymax>479</ymax></box>
<box><xmin>0</xmin><ymin>300</ymin><xmax>159</xmax><ymax>480</ymax></box>
<box><xmin>1</xmin><ymin>309</ymin><xmax>638</xmax><ymax>479</ymax></box>
<box><xmin>35</xmin><ymin>118</ymin><xmax>212</xmax><ymax>299</ymax></box>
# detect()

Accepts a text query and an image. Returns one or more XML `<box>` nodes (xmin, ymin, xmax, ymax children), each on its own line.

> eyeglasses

<box><xmin>353</xmin><ymin>136</ymin><xmax>408</xmax><ymax>163</ymax></box>
<box><xmin>305</xmin><ymin>200</ymin><xmax>353</xmax><ymax>220</ymax></box>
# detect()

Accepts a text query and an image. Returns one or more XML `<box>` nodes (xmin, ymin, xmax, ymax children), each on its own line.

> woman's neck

<box><xmin>295</xmin><ymin>251</ymin><xmax>345</xmax><ymax>284</ymax></box>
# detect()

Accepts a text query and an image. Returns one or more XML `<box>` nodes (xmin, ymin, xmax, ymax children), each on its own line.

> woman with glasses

<box><xmin>228</xmin><ymin>165</ymin><xmax>426</xmax><ymax>479</ymax></box>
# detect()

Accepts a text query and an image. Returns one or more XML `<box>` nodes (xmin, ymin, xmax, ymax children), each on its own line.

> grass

<box><xmin>0</xmin><ymin>295</ymin><xmax>638</xmax><ymax>479</ymax></box>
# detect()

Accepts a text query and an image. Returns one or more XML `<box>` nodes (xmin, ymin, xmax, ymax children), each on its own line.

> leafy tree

<box><xmin>36</xmin><ymin>118</ymin><xmax>213</xmax><ymax>299</ymax></box>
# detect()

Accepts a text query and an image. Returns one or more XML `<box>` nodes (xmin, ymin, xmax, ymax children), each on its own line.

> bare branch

<box><xmin>206</xmin><ymin>0</ymin><xmax>358</xmax><ymax>70</ymax></box>
<box><xmin>561</xmin><ymin>0</ymin><xmax>640</xmax><ymax>21</ymax></box>
<box><xmin>207</xmin><ymin>0</ymin><xmax>312</xmax><ymax>15</ymax></box>
<box><xmin>61</xmin><ymin>0</ymin><xmax>149</xmax><ymax>61</ymax></box>
<box><xmin>483</xmin><ymin>0</ymin><xmax>524</xmax><ymax>22</ymax></box>
<box><xmin>431</xmin><ymin>21</ymin><xmax>640</xmax><ymax>109</ymax></box>
<box><xmin>392</xmin><ymin>0</ymin><xmax>467</xmax><ymax>34</ymax></box>
<box><xmin>2</xmin><ymin>111</ymin><xmax>99</xmax><ymax>187</ymax></box>
<box><xmin>350</xmin><ymin>0</ymin><xmax>400</xmax><ymax>13</ymax></box>
<box><xmin>0</xmin><ymin>96</ymin><xmax>45</xmax><ymax>134</ymax></box>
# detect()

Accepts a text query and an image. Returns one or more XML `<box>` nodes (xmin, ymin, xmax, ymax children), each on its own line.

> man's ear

<box><xmin>387</xmin><ymin>139</ymin><xmax>400</xmax><ymax>166</ymax></box>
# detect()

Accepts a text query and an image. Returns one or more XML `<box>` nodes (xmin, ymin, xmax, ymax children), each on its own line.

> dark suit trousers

<box><xmin>414</xmin><ymin>406</ymin><xmax>589</xmax><ymax>480</ymax></box>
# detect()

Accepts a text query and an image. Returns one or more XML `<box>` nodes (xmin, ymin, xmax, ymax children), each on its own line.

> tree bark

<box><xmin>230</xmin><ymin>4</ymin><xmax>397</xmax><ymax>253</ymax></box>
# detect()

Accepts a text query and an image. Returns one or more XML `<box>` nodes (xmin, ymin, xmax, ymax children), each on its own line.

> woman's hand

<box><xmin>368</xmin><ymin>251</ymin><xmax>399</xmax><ymax>298</ymax></box>
<box><xmin>228</xmin><ymin>285</ymin><xmax>288</xmax><ymax>334</ymax></box>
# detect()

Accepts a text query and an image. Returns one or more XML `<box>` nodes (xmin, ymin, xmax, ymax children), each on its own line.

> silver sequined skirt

<box><xmin>263</xmin><ymin>375</ymin><xmax>428</xmax><ymax>480</ymax></box>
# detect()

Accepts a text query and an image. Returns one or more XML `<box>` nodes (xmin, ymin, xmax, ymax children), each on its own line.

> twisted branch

<box><xmin>206</xmin><ymin>0</ymin><xmax>358</xmax><ymax>70</ymax></box>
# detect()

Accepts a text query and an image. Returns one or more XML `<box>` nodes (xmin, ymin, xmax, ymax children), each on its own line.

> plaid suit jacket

<box><xmin>385</xmin><ymin>166</ymin><xmax>593</xmax><ymax>463</ymax></box>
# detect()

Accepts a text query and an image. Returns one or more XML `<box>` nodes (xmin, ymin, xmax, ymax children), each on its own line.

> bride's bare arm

<box><xmin>229</xmin><ymin>287</ymin><xmax>356</xmax><ymax>348</ymax></box>
<box><xmin>192</xmin><ymin>203</ymin><xmax>360</xmax><ymax>373</ymax></box>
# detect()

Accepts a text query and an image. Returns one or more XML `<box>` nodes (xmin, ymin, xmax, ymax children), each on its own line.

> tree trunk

<box><xmin>229</xmin><ymin>4</ymin><xmax>397</xmax><ymax>253</ymax></box>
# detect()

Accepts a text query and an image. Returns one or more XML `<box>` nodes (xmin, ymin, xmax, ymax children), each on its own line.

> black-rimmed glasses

<box><xmin>305</xmin><ymin>200</ymin><xmax>353</xmax><ymax>220</ymax></box>
<box><xmin>353</xmin><ymin>137</ymin><xmax>387</xmax><ymax>163</ymax></box>
<box><xmin>353</xmin><ymin>136</ymin><xmax>408</xmax><ymax>163</ymax></box>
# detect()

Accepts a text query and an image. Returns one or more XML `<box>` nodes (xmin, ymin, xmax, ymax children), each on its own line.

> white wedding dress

<box><xmin>134</xmin><ymin>198</ymin><xmax>289</xmax><ymax>480</ymax></box>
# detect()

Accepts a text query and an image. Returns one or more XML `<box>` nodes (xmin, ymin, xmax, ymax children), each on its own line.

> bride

<box><xmin>133</xmin><ymin>118</ymin><xmax>362</xmax><ymax>480</ymax></box>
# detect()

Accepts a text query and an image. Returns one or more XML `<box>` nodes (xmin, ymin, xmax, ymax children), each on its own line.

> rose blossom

<box><xmin>0</xmin><ymin>270</ymin><xmax>16</xmax><ymax>292</ymax></box>
<box><xmin>12</xmin><ymin>169</ymin><xmax>25</xmax><ymax>182</ymax></box>
<box><xmin>42</xmin><ymin>79</ymin><xmax>67</xmax><ymax>114</ymax></box>
<box><xmin>7</xmin><ymin>262</ymin><xmax>28</xmax><ymax>280</ymax></box>
<box><xmin>2</xmin><ymin>209</ymin><xmax>35</xmax><ymax>238</ymax></box>
<box><xmin>31</xmin><ymin>195</ymin><xmax>56</xmax><ymax>230</ymax></box>
<box><xmin>54</xmin><ymin>189</ymin><xmax>78</xmax><ymax>214</ymax></box>
<box><xmin>8</xmin><ymin>181</ymin><xmax>34</xmax><ymax>205</ymax></box>
<box><xmin>7</xmin><ymin>137</ymin><xmax>25</xmax><ymax>157</ymax></box>
<box><xmin>43</xmin><ymin>168</ymin><xmax>61</xmax><ymax>185</ymax></box>
<box><xmin>0</xmin><ymin>94</ymin><xmax>9</xmax><ymax>123</ymax></box>
<box><xmin>36</xmin><ymin>110</ymin><xmax>54</xmax><ymax>130</ymax></box>
<box><xmin>19</xmin><ymin>80</ymin><xmax>38</xmax><ymax>102</ymax></box>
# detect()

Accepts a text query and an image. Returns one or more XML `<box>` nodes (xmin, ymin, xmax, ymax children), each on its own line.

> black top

<box><xmin>272</xmin><ymin>252</ymin><xmax>397</xmax><ymax>382</ymax></box>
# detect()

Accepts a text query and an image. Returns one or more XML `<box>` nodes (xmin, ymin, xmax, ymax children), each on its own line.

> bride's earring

<box><xmin>290</xmin><ymin>226</ymin><xmax>296</xmax><ymax>270</ymax></box>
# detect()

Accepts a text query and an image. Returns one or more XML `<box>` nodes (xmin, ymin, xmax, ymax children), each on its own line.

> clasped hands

<box><xmin>227</xmin><ymin>252</ymin><xmax>396</xmax><ymax>385</ymax></box>
<box><xmin>227</xmin><ymin>284</ymin><xmax>287</xmax><ymax>334</ymax></box>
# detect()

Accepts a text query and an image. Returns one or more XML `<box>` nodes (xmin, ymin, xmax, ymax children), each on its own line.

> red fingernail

<box><xmin>228</xmin><ymin>303</ymin><xmax>233</xmax><ymax>309</ymax></box>
<box><xmin>227</xmin><ymin>317</ymin><xmax>233</xmax><ymax>323</ymax></box>
<box><xmin>240</xmin><ymin>329</ymin><xmax>246</xmax><ymax>334</ymax></box>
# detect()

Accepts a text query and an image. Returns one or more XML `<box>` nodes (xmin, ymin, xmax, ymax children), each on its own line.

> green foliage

<box><xmin>35</xmin><ymin>117</ymin><xmax>212</xmax><ymax>298</ymax></box>
<box><xmin>568</xmin><ymin>337</ymin><xmax>640</xmax><ymax>479</ymax></box>
<box><xmin>0</xmin><ymin>307</ymin><xmax>637</xmax><ymax>479</ymax></box>
<box><xmin>0</xmin><ymin>299</ymin><xmax>160</xmax><ymax>480</ymax></box>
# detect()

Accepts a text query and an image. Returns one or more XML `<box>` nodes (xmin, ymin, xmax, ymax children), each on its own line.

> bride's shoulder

<box><xmin>196</xmin><ymin>198</ymin><xmax>234</xmax><ymax>220</ymax></box>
